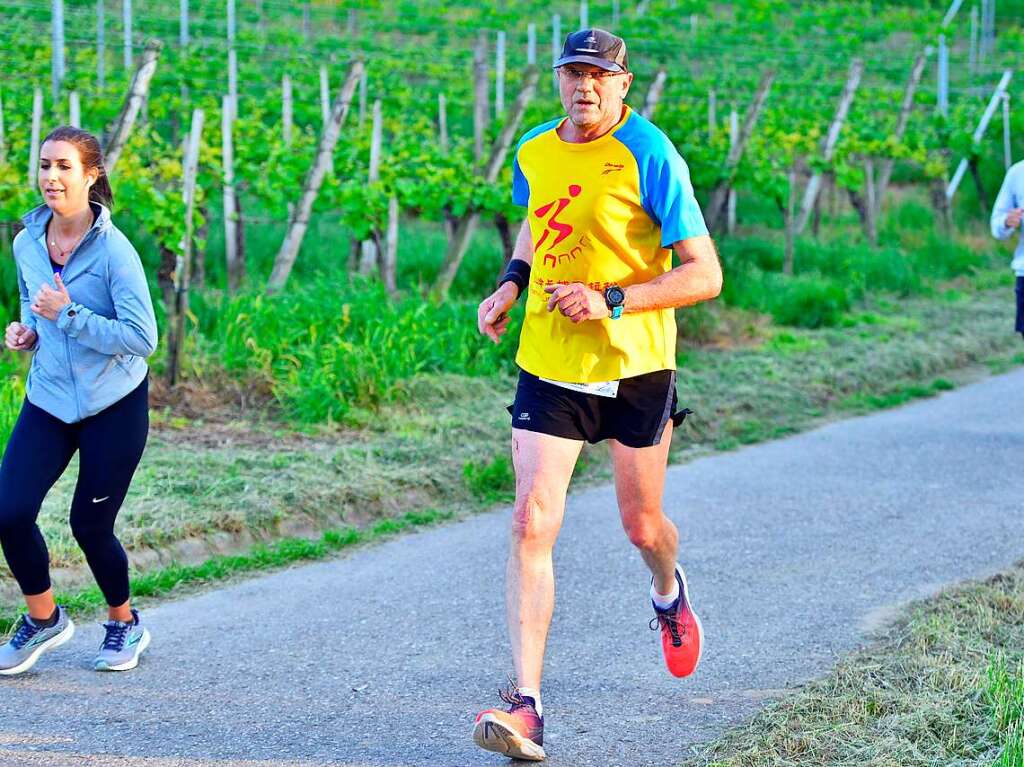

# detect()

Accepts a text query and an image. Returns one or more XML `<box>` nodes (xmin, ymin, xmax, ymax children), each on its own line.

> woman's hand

<box><xmin>31</xmin><ymin>274</ymin><xmax>72</xmax><ymax>321</ymax></box>
<box><xmin>5</xmin><ymin>322</ymin><xmax>37</xmax><ymax>351</ymax></box>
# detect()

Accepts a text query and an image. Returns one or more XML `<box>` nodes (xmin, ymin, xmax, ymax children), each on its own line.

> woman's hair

<box><xmin>40</xmin><ymin>126</ymin><xmax>114</xmax><ymax>209</ymax></box>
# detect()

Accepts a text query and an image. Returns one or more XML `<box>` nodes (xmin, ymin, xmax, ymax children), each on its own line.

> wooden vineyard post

<box><xmin>551</xmin><ymin>14</ymin><xmax>561</xmax><ymax>94</ymax></box>
<box><xmin>52</xmin><ymin>0</ymin><xmax>65</xmax><ymax>101</ymax></box>
<box><xmin>222</xmin><ymin>95</ymin><xmax>243</xmax><ymax>293</ymax></box>
<box><xmin>473</xmin><ymin>32</ymin><xmax>489</xmax><ymax>165</ymax></box>
<box><xmin>123</xmin><ymin>0</ymin><xmax>132</xmax><ymax>70</ymax></box>
<box><xmin>946</xmin><ymin>69</ymin><xmax>1014</xmax><ymax>204</ymax></box>
<box><xmin>784</xmin><ymin>163</ymin><xmax>797</xmax><ymax>275</ymax></box>
<box><xmin>168</xmin><ymin>108</ymin><xmax>204</xmax><ymax>387</ymax></box>
<box><xmin>580</xmin><ymin>0</ymin><xmax>588</xmax><ymax>28</ymax></box>
<box><xmin>97</xmin><ymin>0</ymin><xmax>106</xmax><ymax>90</ymax></box>
<box><xmin>28</xmin><ymin>88</ymin><xmax>42</xmax><ymax>186</ymax></box>
<box><xmin>0</xmin><ymin>89</ymin><xmax>6</xmax><ymax>165</ymax></box>
<box><xmin>381</xmin><ymin>195</ymin><xmax>399</xmax><ymax>297</ymax></box>
<box><xmin>708</xmin><ymin>89</ymin><xmax>716</xmax><ymax>138</ymax></box>
<box><xmin>874</xmin><ymin>50</ymin><xmax>928</xmax><ymax>221</ymax></box>
<box><xmin>180</xmin><ymin>0</ymin><xmax>188</xmax><ymax>46</ymax></box>
<box><xmin>69</xmin><ymin>91</ymin><xmax>81</xmax><ymax>128</ymax></box>
<box><xmin>433</xmin><ymin>67</ymin><xmax>539</xmax><ymax>297</ymax></box>
<box><xmin>795</xmin><ymin>58</ymin><xmax>863</xmax><ymax>236</ymax></box>
<box><xmin>495</xmin><ymin>31</ymin><xmax>506</xmax><ymax>118</ymax></box>
<box><xmin>527</xmin><ymin>23</ymin><xmax>536</xmax><ymax>66</ymax></box>
<box><xmin>359</xmin><ymin>99</ymin><xmax>383</xmax><ymax>275</ymax></box>
<box><xmin>267</xmin><ymin>60</ymin><xmax>363</xmax><ymax>294</ymax></box>
<box><xmin>282</xmin><ymin>75</ymin><xmax>293</xmax><ymax>147</ymax></box>
<box><xmin>642</xmin><ymin>70</ymin><xmax>666</xmax><ymax>120</ymax></box>
<box><xmin>1003</xmin><ymin>92</ymin><xmax>1012</xmax><ymax>169</ymax></box>
<box><xmin>438</xmin><ymin>93</ymin><xmax>449</xmax><ymax>153</ymax></box>
<box><xmin>705</xmin><ymin>69</ymin><xmax>774</xmax><ymax>231</ymax></box>
<box><xmin>104</xmin><ymin>39</ymin><xmax>161</xmax><ymax>173</ymax></box>
<box><xmin>359</xmin><ymin>68</ymin><xmax>367</xmax><ymax>128</ymax></box>
<box><xmin>727</xmin><ymin>106</ymin><xmax>738</xmax><ymax>234</ymax></box>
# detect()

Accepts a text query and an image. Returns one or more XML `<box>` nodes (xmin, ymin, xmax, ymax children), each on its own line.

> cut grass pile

<box><xmin>684</xmin><ymin>564</ymin><xmax>1024</xmax><ymax>767</ymax></box>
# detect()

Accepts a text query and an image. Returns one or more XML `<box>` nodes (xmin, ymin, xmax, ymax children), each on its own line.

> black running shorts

<box><xmin>507</xmin><ymin>369</ymin><xmax>690</xmax><ymax>448</ymax></box>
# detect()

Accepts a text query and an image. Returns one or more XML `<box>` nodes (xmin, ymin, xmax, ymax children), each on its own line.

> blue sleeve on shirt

<box><xmin>511</xmin><ymin>118</ymin><xmax>563</xmax><ymax>207</ymax></box>
<box><xmin>615</xmin><ymin>112</ymin><xmax>709</xmax><ymax>247</ymax></box>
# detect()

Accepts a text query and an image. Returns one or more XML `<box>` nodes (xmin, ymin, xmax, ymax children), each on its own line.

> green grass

<box><xmin>684</xmin><ymin>564</ymin><xmax>1024</xmax><ymax>767</ymax></box>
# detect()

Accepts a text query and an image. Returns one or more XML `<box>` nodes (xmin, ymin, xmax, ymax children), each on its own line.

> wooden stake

<box><xmin>69</xmin><ymin>91</ymin><xmax>81</xmax><ymax>128</ymax></box>
<box><xmin>168</xmin><ymin>107</ymin><xmax>204</xmax><ymax>386</ymax></box>
<box><xmin>434</xmin><ymin>67</ymin><xmax>539</xmax><ymax>297</ymax></box>
<box><xmin>784</xmin><ymin>163</ymin><xmax>796</xmax><ymax>275</ymax></box>
<box><xmin>222</xmin><ymin>95</ymin><xmax>241</xmax><ymax>293</ymax></box>
<box><xmin>282</xmin><ymin>74</ymin><xmax>293</xmax><ymax>146</ymax></box>
<box><xmin>28</xmin><ymin>88</ymin><xmax>43</xmax><ymax>186</ymax></box>
<box><xmin>123</xmin><ymin>0</ymin><xmax>132</xmax><ymax>70</ymax></box>
<box><xmin>473</xmin><ymin>31</ymin><xmax>489</xmax><ymax>164</ymax></box>
<box><xmin>381</xmin><ymin>195</ymin><xmax>399</xmax><ymax>296</ymax></box>
<box><xmin>360</xmin><ymin>99</ymin><xmax>383</xmax><ymax>275</ymax></box>
<box><xmin>267</xmin><ymin>60</ymin><xmax>363</xmax><ymax>294</ymax></box>
<box><xmin>495</xmin><ymin>31</ymin><xmax>506</xmax><ymax>118</ymax></box>
<box><xmin>438</xmin><ymin>92</ymin><xmax>449</xmax><ymax>153</ymax></box>
<box><xmin>642</xmin><ymin>70</ymin><xmax>666</xmax><ymax>120</ymax></box>
<box><xmin>97</xmin><ymin>0</ymin><xmax>106</xmax><ymax>90</ymax></box>
<box><xmin>795</xmin><ymin>59</ymin><xmax>863</xmax><ymax>235</ymax></box>
<box><xmin>180</xmin><ymin>0</ymin><xmax>188</xmax><ymax>46</ymax></box>
<box><xmin>104</xmin><ymin>39</ymin><xmax>162</xmax><ymax>174</ymax></box>
<box><xmin>705</xmin><ymin>69</ymin><xmax>775</xmax><ymax>231</ymax></box>
<box><xmin>875</xmin><ymin>50</ymin><xmax>928</xmax><ymax>220</ymax></box>
<box><xmin>52</xmin><ymin>0</ymin><xmax>65</xmax><ymax>101</ymax></box>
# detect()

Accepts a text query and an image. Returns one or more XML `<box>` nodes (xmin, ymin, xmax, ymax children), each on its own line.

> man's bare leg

<box><xmin>507</xmin><ymin>428</ymin><xmax>583</xmax><ymax>691</ymax></box>
<box><xmin>610</xmin><ymin>421</ymin><xmax>678</xmax><ymax>594</ymax></box>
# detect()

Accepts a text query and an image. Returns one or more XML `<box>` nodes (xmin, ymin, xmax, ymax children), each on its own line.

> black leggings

<box><xmin>0</xmin><ymin>377</ymin><xmax>148</xmax><ymax>607</ymax></box>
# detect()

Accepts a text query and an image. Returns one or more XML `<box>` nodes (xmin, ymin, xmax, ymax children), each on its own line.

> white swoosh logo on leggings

<box><xmin>92</xmin><ymin>496</ymin><xmax>110</xmax><ymax>504</ymax></box>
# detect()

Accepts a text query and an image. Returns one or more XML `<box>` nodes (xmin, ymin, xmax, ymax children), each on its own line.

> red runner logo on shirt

<box><xmin>533</xmin><ymin>184</ymin><xmax>582</xmax><ymax>253</ymax></box>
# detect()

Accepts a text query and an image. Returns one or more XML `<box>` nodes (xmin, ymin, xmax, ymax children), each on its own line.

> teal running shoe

<box><xmin>0</xmin><ymin>606</ymin><xmax>75</xmax><ymax>676</ymax></box>
<box><xmin>94</xmin><ymin>609</ymin><xmax>150</xmax><ymax>672</ymax></box>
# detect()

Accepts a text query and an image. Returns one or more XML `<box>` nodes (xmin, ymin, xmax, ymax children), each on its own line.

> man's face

<box><xmin>558</xmin><ymin>64</ymin><xmax>633</xmax><ymax>130</ymax></box>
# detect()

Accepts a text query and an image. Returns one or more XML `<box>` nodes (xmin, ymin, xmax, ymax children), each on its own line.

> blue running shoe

<box><xmin>94</xmin><ymin>609</ymin><xmax>150</xmax><ymax>672</ymax></box>
<box><xmin>0</xmin><ymin>607</ymin><xmax>75</xmax><ymax>676</ymax></box>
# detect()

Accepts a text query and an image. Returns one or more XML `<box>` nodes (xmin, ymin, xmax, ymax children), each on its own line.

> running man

<box><xmin>991</xmin><ymin>159</ymin><xmax>1024</xmax><ymax>337</ymax></box>
<box><xmin>472</xmin><ymin>29</ymin><xmax>723</xmax><ymax>761</ymax></box>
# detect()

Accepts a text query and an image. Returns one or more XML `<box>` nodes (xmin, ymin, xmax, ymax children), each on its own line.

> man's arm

<box><xmin>621</xmin><ymin>234</ymin><xmax>722</xmax><ymax>313</ymax></box>
<box><xmin>478</xmin><ymin>219</ymin><xmax>532</xmax><ymax>342</ymax></box>
<box><xmin>544</xmin><ymin>234</ymin><xmax>722</xmax><ymax>322</ymax></box>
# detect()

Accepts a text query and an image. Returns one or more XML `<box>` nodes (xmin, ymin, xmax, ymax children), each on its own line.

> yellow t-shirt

<box><xmin>511</xmin><ymin>106</ymin><xmax>708</xmax><ymax>383</ymax></box>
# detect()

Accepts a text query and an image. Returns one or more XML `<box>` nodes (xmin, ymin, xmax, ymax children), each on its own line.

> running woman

<box><xmin>0</xmin><ymin>126</ymin><xmax>157</xmax><ymax>675</ymax></box>
<box><xmin>991</xmin><ymin>160</ymin><xmax>1024</xmax><ymax>338</ymax></box>
<box><xmin>472</xmin><ymin>29</ymin><xmax>722</xmax><ymax>760</ymax></box>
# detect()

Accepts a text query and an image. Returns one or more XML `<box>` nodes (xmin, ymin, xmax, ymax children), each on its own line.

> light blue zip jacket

<box><xmin>991</xmin><ymin>160</ymin><xmax>1024</xmax><ymax>275</ymax></box>
<box><xmin>14</xmin><ymin>202</ymin><xmax>158</xmax><ymax>423</ymax></box>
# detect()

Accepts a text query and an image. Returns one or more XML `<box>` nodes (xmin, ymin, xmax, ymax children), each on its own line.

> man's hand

<box><xmin>4</xmin><ymin>322</ymin><xmax>37</xmax><ymax>351</ymax></box>
<box><xmin>544</xmin><ymin>283</ymin><xmax>609</xmax><ymax>324</ymax></box>
<box><xmin>478</xmin><ymin>282</ymin><xmax>519</xmax><ymax>343</ymax></box>
<box><xmin>1006</xmin><ymin>208</ymin><xmax>1024</xmax><ymax>229</ymax></box>
<box><xmin>31</xmin><ymin>274</ymin><xmax>72</xmax><ymax>321</ymax></box>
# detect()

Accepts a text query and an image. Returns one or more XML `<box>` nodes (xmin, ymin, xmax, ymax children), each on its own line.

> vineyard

<box><xmin>0</xmin><ymin>0</ymin><xmax>1021</xmax><ymax>428</ymax></box>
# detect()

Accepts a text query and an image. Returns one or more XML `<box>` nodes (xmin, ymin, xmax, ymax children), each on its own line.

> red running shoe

<box><xmin>473</xmin><ymin>681</ymin><xmax>545</xmax><ymax>761</ymax></box>
<box><xmin>650</xmin><ymin>564</ymin><xmax>704</xmax><ymax>678</ymax></box>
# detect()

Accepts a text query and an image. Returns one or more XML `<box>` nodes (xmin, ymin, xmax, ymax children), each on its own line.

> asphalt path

<box><xmin>2</xmin><ymin>368</ymin><xmax>1023</xmax><ymax>767</ymax></box>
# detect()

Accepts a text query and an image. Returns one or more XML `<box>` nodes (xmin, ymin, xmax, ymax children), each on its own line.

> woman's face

<box><xmin>38</xmin><ymin>140</ymin><xmax>96</xmax><ymax>216</ymax></box>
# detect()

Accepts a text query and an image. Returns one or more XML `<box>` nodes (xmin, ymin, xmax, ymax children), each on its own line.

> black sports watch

<box><xmin>604</xmin><ymin>285</ymin><xmax>625</xmax><ymax>320</ymax></box>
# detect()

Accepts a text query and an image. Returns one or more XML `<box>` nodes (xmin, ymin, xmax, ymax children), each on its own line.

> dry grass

<box><xmin>685</xmin><ymin>566</ymin><xmax>1024</xmax><ymax>767</ymax></box>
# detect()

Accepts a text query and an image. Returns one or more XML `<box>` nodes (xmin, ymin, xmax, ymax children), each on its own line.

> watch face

<box><xmin>606</xmin><ymin>286</ymin><xmax>625</xmax><ymax>305</ymax></box>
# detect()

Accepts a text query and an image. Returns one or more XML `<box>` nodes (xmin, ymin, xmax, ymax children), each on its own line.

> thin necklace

<box><xmin>48</xmin><ymin>219</ymin><xmax>90</xmax><ymax>262</ymax></box>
